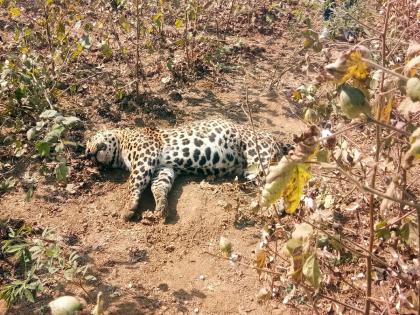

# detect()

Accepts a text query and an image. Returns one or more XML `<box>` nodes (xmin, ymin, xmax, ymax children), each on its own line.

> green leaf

<box><xmin>84</xmin><ymin>275</ymin><xmax>96</xmax><ymax>281</ymax></box>
<box><xmin>55</xmin><ymin>142</ymin><xmax>64</xmax><ymax>153</ymax></box>
<box><xmin>39</xmin><ymin>109</ymin><xmax>58</xmax><ymax>119</ymax></box>
<box><xmin>63</xmin><ymin>269</ymin><xmax>74</xmax><ymax>280</ymax></box>
<box><xmin>219</xmin><ymin>236</ymin><xmax>232</xmax><ymax>256</ymax></box>
<box><xmin>26</xmin><ymin>127</ymin><xmax>36</xmax><ymax>141</ymax></box>
<box><xmin>71</xmin><ymin>43</ymin><xmax>83</xmax><ymax>60</ymax></box>
<box><xmin>399</xmin><ymin>221</ymin><xmax>419</xmax><ymax>248</ymax></box>
<box><xmin>44</xmin><ymin>124</ymin><xmax>65</xmax><ymax>143</ymax></box>
<box><xmin>399</xmin><ymin>223</ymin><xmax>410</xmax><ymax>241</ymax></box>
<box><xmin>302</xmin><ymin>254</ymin><xmax>321</xmax><ymax>289</ymax></box>
<box><xmin>292</xmin><ymin>223</ymin><xmax>313</xmax><ymax>240</ymax></box>
<box><xmin>152</xmin><ymin>12</ymin><xmax>163</xmax><ymax>26</ymax></box>
<box><xmin>55</xmin><ymin>163</ymin><xmax>69</xmax><ymax>182</ymax></box>
<box><xmin>375</xmin><ymin>221</ymin><xmax>391</xmax><ymax>240</ymax></box>
<box><xmin>62</xmin><ymin>139</ymin><xmax>77</xmax><ymax>147</ymax></box>
<box><xmin>25</xmin><ymin>185</ymin><xmax>34</xmax><ymax>202</ymax></box>
<box><xmin>24</xmin><ymin>27</ymin><xmax>32</xmax><ymax>37</ymax></box>
<box><xmin>45</xmin><ymin>246</ymin><xmax>59</xmax><ymax>257</ymax></box>
<box><xmin>83</xmin><ymin>22</ymin><xmax>93</xmax><ymax>32</ymax></box>
<box><xmin>285</xmin><ymin>238</ymin><xmax>302</xmax><ymax>256</ymax></box>
<box><xmin>0</xmin><ymin>177</ymin><xmax>17</xmax><ymax>191</ymax></box>
<box><xmin>3</xmin><ymin>243</ymin><xmax>26</xmax><ymax>254</ymax></box>
<box><xmin>119</xmin><ymin>16</ymin><xmax>130</xmax><ymax>33</ymax></box>
<box><xmin>316</xmin><ymin>149</ymin><xmax>329</xmax><ymax>163</ymax></box>
<box><xmin>35</xmin><ymin>141</ymin><xmax>51</xmax><ymax>157</ymax></box>
<box><xmin>56</xmin><ymin>21</ymin><xmax>66</xmax><ymax>41</ymax></box>
<box><xmin>101</xmin><ymin>43</ymin><xmax>113</xmax><ymax>59</ymax></box>
<box><xmin>61</xmin><ymin>116</ymin><xmax>81</xmax><ymax>127</ymax></box>
<box><xmin>35</xmin><ymin>121</ymin><xmax>46</xmax><ymax>131</ymax></box>
<box><xmin>23</xmin><ymin>289</ymin><xmax>34</xmax><ymax>302</ymax></box>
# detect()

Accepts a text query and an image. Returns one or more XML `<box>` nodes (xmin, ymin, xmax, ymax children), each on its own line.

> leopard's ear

<box><xmin>84</xmin><ymin>128</ymin><xmax>101</xmax><ymax>141</ymax></box>
<box><xmin>84</xmin><ymin>129</ymin><xmax>96</xmax><ymax>140</ymax></box>
<box><xmin>98</xmin><ymin>125</ymin><xmax>110</xmax><ymax>131</ymax></box>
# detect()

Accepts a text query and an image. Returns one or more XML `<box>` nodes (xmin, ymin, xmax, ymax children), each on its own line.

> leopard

<box><xmin>85</xmin><ymin>117</ymin><xmax>293</xmax><ymax>221</ymax></box>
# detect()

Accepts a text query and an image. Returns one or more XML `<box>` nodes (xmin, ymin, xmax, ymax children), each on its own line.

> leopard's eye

<box><xmin>96</xmin><ymin>143</ymin><xmax>107</xmax><ymax>151</ymax></box>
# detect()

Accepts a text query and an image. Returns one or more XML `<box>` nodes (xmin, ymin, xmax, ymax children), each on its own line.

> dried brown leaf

<box><xmin>380</xmin><ymin>177</ymin><xmax>402</xmax><ymax>216</ymax></box>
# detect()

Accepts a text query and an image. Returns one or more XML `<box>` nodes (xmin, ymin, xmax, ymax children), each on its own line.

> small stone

<box><xmin>65</xmin><ymin>184</ymin><xmax>76</xmax><ymax>194</ymax></box>
<box><xmin>256</xmin><ymin>287</ymin><xmax>270</xmax><ymax>301</ymax></box>
<box><xmin>165</xmin><ymin>244</ymin><xmax>175</xmax><ymax>252</ymax></box>
<box><xmin>169</xmin><ymin>90</ymin><xmax>182</xmax><ymax>102</ymax></box>
<box><xmin>193</xmin><ymin>308</ymin><xmax>199</xmax><ymax>313</ymax></box>
<box><xmin>199</xmin><ymin>275</ymin><xmax>205</xmax><ymax>280</ymax></box>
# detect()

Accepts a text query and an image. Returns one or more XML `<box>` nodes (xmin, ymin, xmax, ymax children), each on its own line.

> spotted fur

<box><xmin>85</xmin><ymin>118</ymin><xmax>292</xmax><ymax>220</ymax></box>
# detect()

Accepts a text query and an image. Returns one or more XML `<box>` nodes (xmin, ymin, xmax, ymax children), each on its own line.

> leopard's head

<box><xmin>85</xmin><ymin>130</ymin><xmax>119</xmax><ymax>165</ymax></box>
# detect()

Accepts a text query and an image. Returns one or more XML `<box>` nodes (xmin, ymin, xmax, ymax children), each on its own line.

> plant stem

<box><xmin>244</xmin><ymin>80</ymin><xmax>268</xmax><ymax>178</ymax></box>
<box><xmin>301</xmin><ymin>217</ymin><xmax>416</xmax><ymax>287</ymax></box>
<box><xmin>361</xmin><ymin>57</ymin><xmax>408</xmax><ymax>81</ymax></box>
<box><xmin>203</xmin><ymin>251</ymin><xmax>287</xmax><ymax>275</ymax></box>
<box><xmin>417</xmin><ymin>205</ymin><xmax>420</xmax><ymax>315</ymax></box>
<box><xmin>135</xmin><ymin>0</ymin><xmax>140</xmax><ymax>100</ymax></box>
<box><xmin>344</xmin><ymin>12</ymin><xmax>381</xmax><ymax>35</ymax></box>
<box><xmin>368</xmin><ymin>117</ymin><xmax>411</xmax><ymax>137</ymax></box>
<box><xmin>365</xmin><ymin>4</ymin><xmax>391</xmax><ymax>313</ymax></box>
<box><xmin>43</xmin><ymin>3</ymin><xmax>56</xmax><ymax>77</ymax></box>
<box><xmin>329</xmin><ymin>160</ymin><xmax>420</xmax><ymax>209</ymax></box>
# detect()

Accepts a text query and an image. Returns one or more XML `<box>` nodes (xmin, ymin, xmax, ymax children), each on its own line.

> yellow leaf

<box><xmin>303</xmin><ymin>37</ymin><xmax>313</xmax><ymax>48</ymax></box>
<box><xmin>282</xmin><ymin>164</ymin><xmax>311</xmax><ymax>214</ymax></box>
<box><xmin>9</xmin><ymin>6</ymin><xmax>21</xmax><ymax>17</ymax></box>
<box><xmin>71</xmin><ymin>43</ymin><xmax>83</xmax><ymax>60</ymax></box>
<box><xmin>175</xmin><ymin>19</ymin><xmax>184</xmax><ymax>28</ymax></box>
<box><xmin>20</xmin><ymin>47</ymin><xmax>29</xmax><ymax>54</ymax></box>
<box><xmin>255</xmin><ymin>249</ymin><xmax>266</xmax><ymax>274</ymax></box>
<box><xmin>410</xmin><ymin>128</ymin><xmax>420</xmax><ymax>159</ymax></box>
<box><xmin>380</xmin><ymin>96</ymin><xmax>394</xmax><ymax>123</ymax></box>
<box><xmin>292</xmin><ymin>90</ymin><xmax>302</xmax><ymax>101</ymax></box>
<box><xmin>340</xmin><ymin>51</ymin><xmax>369</xmax><ymax>83</ymax></box>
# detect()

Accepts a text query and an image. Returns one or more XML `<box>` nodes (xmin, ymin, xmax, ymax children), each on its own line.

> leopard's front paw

<box><xmin>155</xmin><ymin>199</ymin><xmax>168</xmax><ymax>220</ymax></box>
<box><xmin>141</xmin><ymin>210</ymin><xmax>163</xmax><ymax>225</ymax></box>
